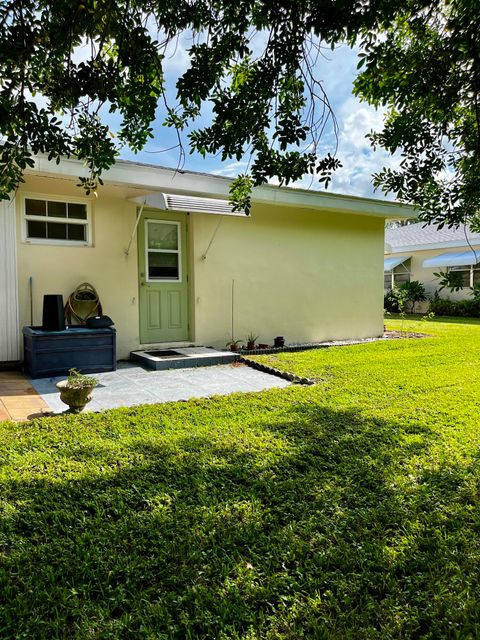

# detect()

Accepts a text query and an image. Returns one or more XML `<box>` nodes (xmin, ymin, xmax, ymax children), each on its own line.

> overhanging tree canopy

<box><xmin>354</xmin><ymin>0</ymin><xmax>480</xmax><ymax>230</ymax></box>
<box><xmin>1</xmin><ymin>0</ymin><xmax>478</xmax><ymax>226</ymax></box>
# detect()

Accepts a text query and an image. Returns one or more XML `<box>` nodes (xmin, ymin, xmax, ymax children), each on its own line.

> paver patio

<box><xmin>11</xmin><ymin>362</ymin><xmax>290</xmax><ymax>418</ymax></box>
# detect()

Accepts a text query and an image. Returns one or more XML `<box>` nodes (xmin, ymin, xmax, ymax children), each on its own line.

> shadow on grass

<box><xmin>1</xmin><ymin>400</ymin><xmax>479</xmax><ymax>639</ymax></box>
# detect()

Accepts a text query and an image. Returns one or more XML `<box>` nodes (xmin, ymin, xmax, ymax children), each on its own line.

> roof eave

<box><xmin>388</xmin><ymin>238</ymin><xmax>480</xmax><ymax>253</ymax></box>
<box><xmin>26</xmin><ymin>155</ymin><xmax>414</xmax><ymax>219</ymax></box>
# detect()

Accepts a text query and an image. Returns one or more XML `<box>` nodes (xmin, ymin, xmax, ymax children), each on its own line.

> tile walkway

<box><xmin>0</xmin><ymin>362</ymin><xmax>290</xmax><ymax>421</ymax></box>
<box><xmin>0</xmin><ymin>371</ymin><xmax>51</xmax><ymax>422</ymax></box>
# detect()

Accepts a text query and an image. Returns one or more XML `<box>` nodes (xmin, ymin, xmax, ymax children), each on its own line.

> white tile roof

<box><xmin>385</xmin><ymin>221</ymin><xmax>480</xmax><ymax>250</ymax></box>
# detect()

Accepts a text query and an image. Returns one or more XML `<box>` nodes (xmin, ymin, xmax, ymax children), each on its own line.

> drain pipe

<box><xmin>124</xmin><ymin>199</ymin><xmax>147</xmax><ymax>257</ymax></box>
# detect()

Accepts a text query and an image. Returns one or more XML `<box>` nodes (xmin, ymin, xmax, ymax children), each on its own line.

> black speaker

<box><xmin>42</xmin><ymin>295</ymin><xmax>66</xmax><ymax>331</ymax></box>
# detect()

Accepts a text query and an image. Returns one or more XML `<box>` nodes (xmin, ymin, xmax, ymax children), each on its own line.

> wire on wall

<box><xmin>201</xmin><ymin>216</ymin><xmax>224</xmax><ymax>261</ymax></box>
<box><xmin>124</xmin><ymin>199</ymin><xmax>147</xmax><ymax>256</ymax></box>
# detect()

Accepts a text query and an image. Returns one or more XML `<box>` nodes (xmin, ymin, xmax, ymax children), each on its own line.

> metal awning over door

<box><xmin>129</xmin><ymin>193</ymin><xmax>247</xmax><ymax>216</ymax></box>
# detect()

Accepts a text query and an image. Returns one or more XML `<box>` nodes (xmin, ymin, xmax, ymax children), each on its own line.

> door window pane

<box><xmin>148</xmin><ymin>252</ymin><xmax>179</xmax><ymax>280</ymax></box>
<box><xmin>148</xmin><ymin>223</ymin><xmax>178</xmax><ymax>250</ymax></box>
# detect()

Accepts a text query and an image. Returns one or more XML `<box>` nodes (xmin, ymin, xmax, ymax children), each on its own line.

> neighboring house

<box><xmin>0</xmin><ymin>156</ymin><xmax>411</xmax><ymax>363</ymax></box>
<box><xmin>384</xmin><ymin>222</ymin><xmax>480</xmax><ymax>305</ymax></box>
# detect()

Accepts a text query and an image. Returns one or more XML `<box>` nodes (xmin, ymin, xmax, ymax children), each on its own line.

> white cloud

<box><xmin>270</xmin><ymin>93</ymin><xmax>399</xmax><ymax>200</ymax></box>
<box><xmin>340</xmin><ymin>97</ymin><xmax>385</xmax><ymax>150</ymax></box>
<box><xmin>326</xmin><ymin>96</ymin><xmax>400</xmax><ymax>199</ymax></box>
<box><xmin>211</xmin><ymin>161</ymin><xmax>249</xmax><ymax>177</ymax></box>
<box><xmin>162</xmin><ymin>31</ymin><xmax>193</xmax><ymax>75</ymax></box>
<box><xmin>269</xmin><ymin>43</ymin><xmax>400</xmax><ymax>200</ymax></box>
<box><xmin>234</xmin><ymin>42</ymin><xmax>397</xmax><ymax>200</ymax></box>
<box><xmin>121</xmin><ymin>34</ymin><xmax>401</xmax><ymax>200</ymax></box>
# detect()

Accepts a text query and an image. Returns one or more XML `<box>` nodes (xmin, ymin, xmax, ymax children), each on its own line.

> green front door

<box><xmin>138</xmin><ymin>210</ymin><xmax>189</xmax><ymax>343</ymax></box>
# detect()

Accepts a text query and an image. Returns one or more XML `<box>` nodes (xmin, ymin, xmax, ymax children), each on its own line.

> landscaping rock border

<box><xmin>239</xmin><ymin>356</ymin><xmax>315</xmax><ymax>386</ymax></box>
<box><xmin>237</xmin><ymin>330</ymin><xmax>429</xmax><ymax>385</ymax></box>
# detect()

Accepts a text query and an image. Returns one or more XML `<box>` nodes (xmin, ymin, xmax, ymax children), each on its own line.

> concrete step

<box><xmin>130</xmin><ymin>346</ymin><xmax>238</xmax><ymax>371</ymax></box>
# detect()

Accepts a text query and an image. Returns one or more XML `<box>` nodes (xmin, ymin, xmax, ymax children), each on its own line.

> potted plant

<box><xmin>245</xmin><ymin>333</ymin><xmax>259</xmax><ymax>350</ymax></box>
<box><xmin>226</xmin><ymin>339</ymin><xmax>243</xmax><ymax>352</ymax></box>
<box><xmin>56</xmin><ymin>368</ymin><xmax>98</xmax><ymax>413</ymax></box>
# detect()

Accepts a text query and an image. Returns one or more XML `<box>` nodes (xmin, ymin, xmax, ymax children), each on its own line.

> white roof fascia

<box><xmin>29</xmin><ymin>155</ymin><xmax>231</xmax><ymax>199</ymax></box>
<box><xmin>26</xmin><ymin>155</ymin><xmax>414</xmax><ymax>220</ymax></box>
<box><xmin>252</xmin><ymin>184</ymin><xmax>414</xmax><ymax>219</ymax></box>
<box><xmin>389</xmin><ymin>239</ymin><xmax>480</xmax><ymax>253</ymax></box>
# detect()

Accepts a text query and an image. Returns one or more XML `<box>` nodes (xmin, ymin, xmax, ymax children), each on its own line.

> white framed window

<box><xmin>22</xmin><ymin>194</ymin><xmax>91</xmax><ymax>246</ymax></box>
<box><xmin>145</xmin><ymin>219</ymin><xmax>182</xmax><ymax>282</ymax></box>
<box><xmin>448</xmin><ymin>264</ymin><xmax>480</xmax><ymax>288</ymax></box>
<box><xmin>384</xmin><ymin>260</ymin><xmax>411</xmax><ymax>290</ymax></box>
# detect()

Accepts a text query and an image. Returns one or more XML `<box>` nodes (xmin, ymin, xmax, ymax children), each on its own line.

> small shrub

<box><xmin>462</xmin><ymin>298</ymin><xmax>480</xmax><ymax>316</ymax></box>
<box><xmin>429</xmin><ymin>291</ymin><xmax>480</xmax><ymax>317</ymax></box>
<box><xmin>400</xmin><ymin>280</ymin><xmax>427</xmax><ymax>313</ymax></box>
<box><xmin>472</xmin><ymin>283</ymin><xmax>480</xmax><ymax>302</ymax></box>
<box><xmin>384</xmin><ymin>286</ymin><xmax>406</xmax><ymax>313</ymax></box>
<box><xmin>385</xmin><ymin>282</ymin><xmax>427</xmax><ymax>314</ymax></box>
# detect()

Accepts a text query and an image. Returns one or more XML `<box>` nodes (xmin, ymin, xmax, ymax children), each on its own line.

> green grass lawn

<box><xmin>1</xmin><ymin>317</ymin><xmax>480</xmax><ymax>639</ymax></box>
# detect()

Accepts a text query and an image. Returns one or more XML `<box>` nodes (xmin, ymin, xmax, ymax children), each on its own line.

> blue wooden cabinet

<box><xmin>23</xmin><ymin>326</ymin><xmax>116</xmax><ymax>378</ymax></box>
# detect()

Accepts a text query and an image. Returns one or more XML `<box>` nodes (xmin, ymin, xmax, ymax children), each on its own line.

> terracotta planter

<box><xmin>56</xmin><ymin>380</ymin><xmax>95</xmax><ymax>413</ymax></box>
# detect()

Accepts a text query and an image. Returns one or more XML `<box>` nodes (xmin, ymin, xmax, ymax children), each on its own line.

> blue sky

<box><xmin>115</xmin><ymin>37</ymin><xmax>397</xmax><ymax>200</ymax></box>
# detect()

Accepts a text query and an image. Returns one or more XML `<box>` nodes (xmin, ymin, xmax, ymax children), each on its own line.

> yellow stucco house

<box><xmin>384</xmin><ymin>222</ymin><xmax>480</xmax><ymax>309</ymax></box>
<box><xmin>0</xmin><ymin>157</ymin><xmax>411</xmax><ymax>363</ymax></box>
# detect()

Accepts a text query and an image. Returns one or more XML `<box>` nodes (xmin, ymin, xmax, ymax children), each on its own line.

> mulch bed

<box><xmin>238</xmin><ymin>331</ymin><xmax>430</xmax><ymax>356</ymax></box>
<box><xmin>384</xmin><ymin>330</ymin><xmax>431</xmax><ymax>339</ymax></box>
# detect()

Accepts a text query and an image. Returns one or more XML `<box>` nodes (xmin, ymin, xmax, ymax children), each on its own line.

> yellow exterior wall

<box><xmin>15</xmin><ymin>175</ymin><xmax>386</xmax><ymax>358</ymax></box>
<box><xmin>190</xmin><ymin>204</ymin><xmax>385</xmax><ymax>348</ymax></box>
<box><xmin>16</xmin><ymin>175</ymin><xmax>140</xmax><ymax>359</ymax></box>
